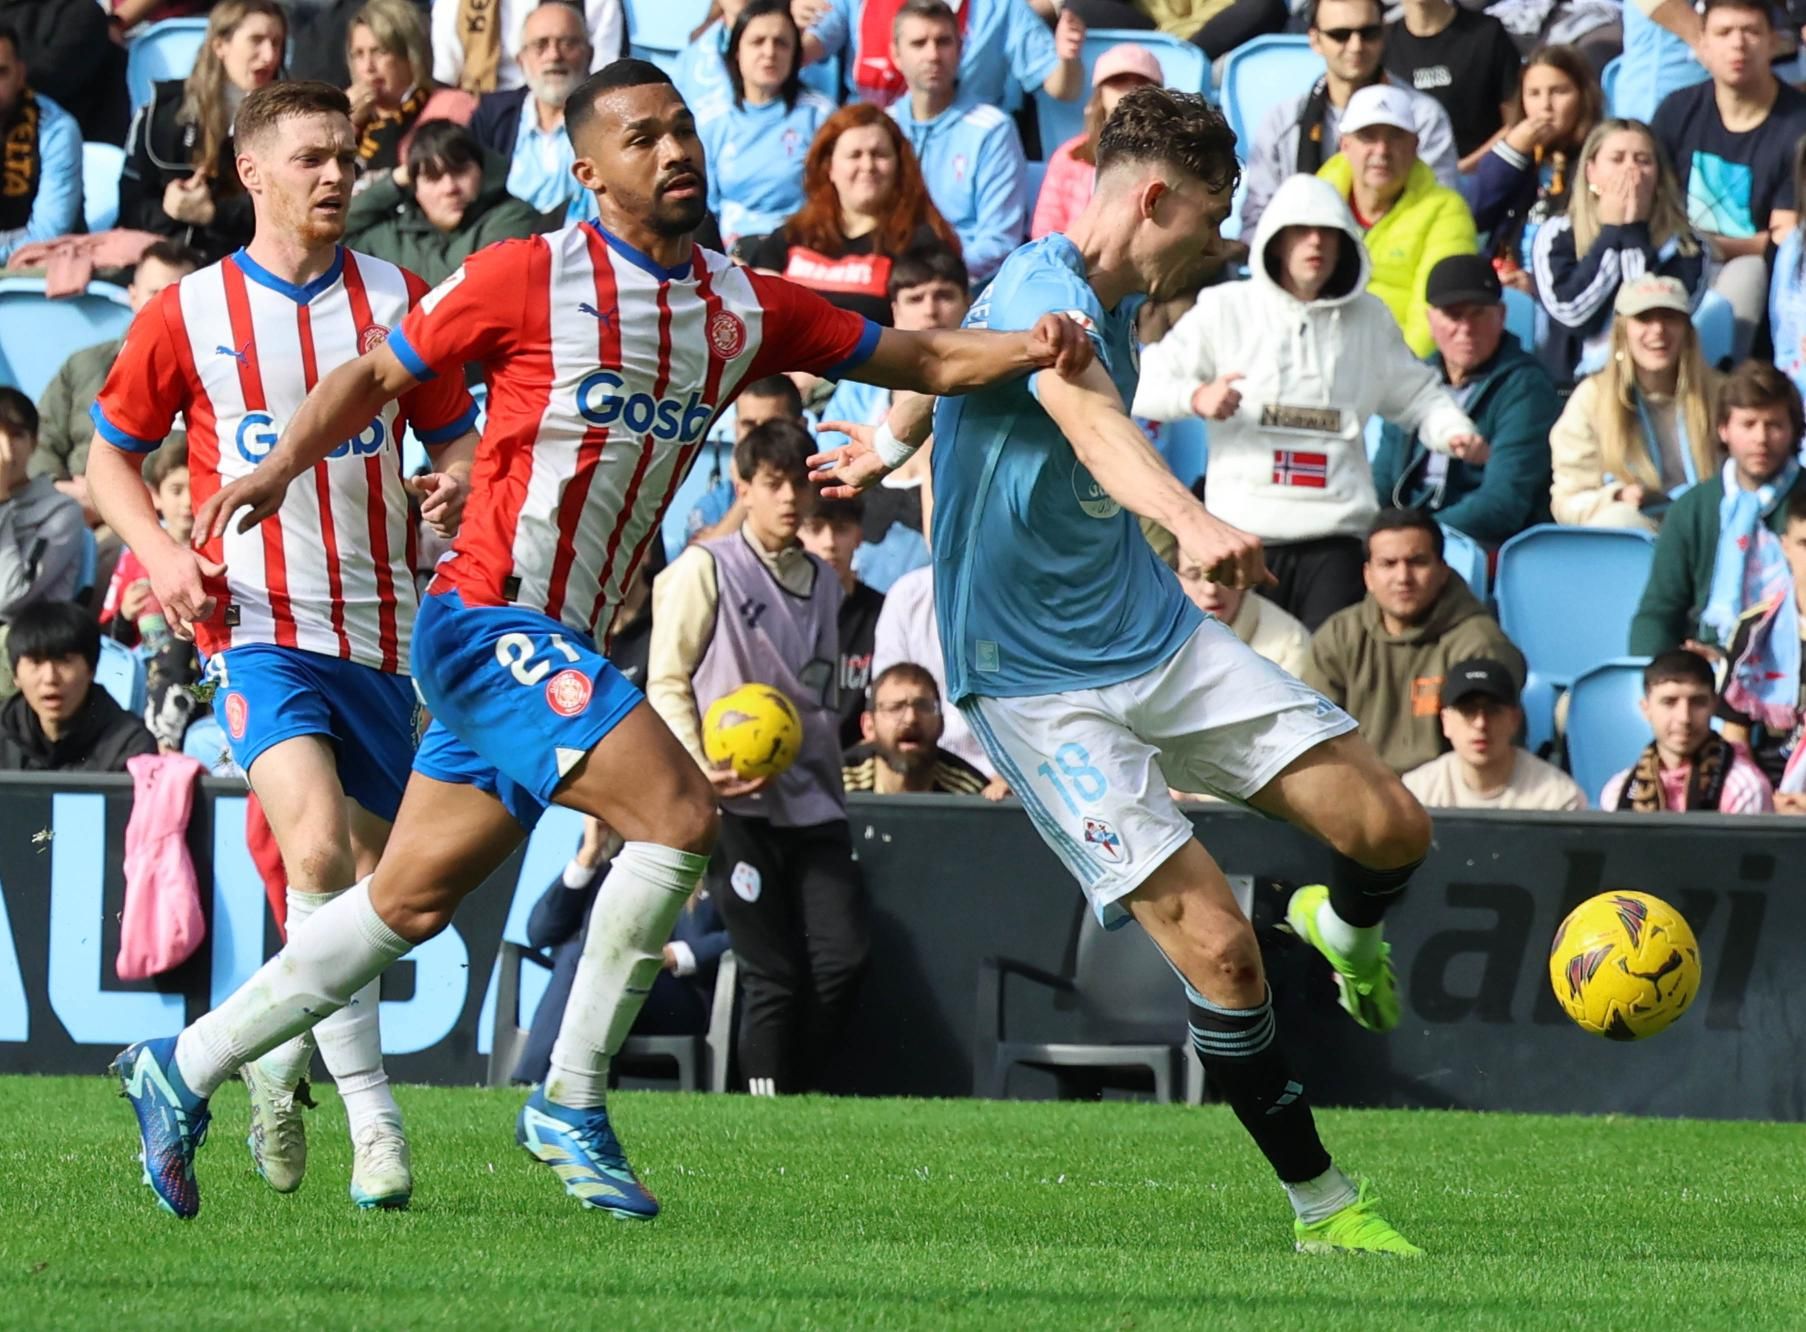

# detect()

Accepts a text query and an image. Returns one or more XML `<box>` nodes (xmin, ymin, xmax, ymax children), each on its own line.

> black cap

<box><xmin>1425</xmin><ymin>254</ymin><xmax>1502</xmax><ymax>310</ymax></box>
<box><xmin>1441</xmin><ymin>658</ymin><xmax>1519</xmax><ymax>708</ymax></box>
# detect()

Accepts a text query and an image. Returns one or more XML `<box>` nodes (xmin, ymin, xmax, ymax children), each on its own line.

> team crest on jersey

<box><xmin>1071</xmin><ymin>459</ymin><xmax>1120</xmax><ymax>519</ymax></box>
<box><xmin>730</xmin><ymin>861</ymin><xmax>762</xmax><ymax>903</ymax></box>
<box><xmin>709</xmin><ymin>310</ymin><xmax>747</xmax><ymax>359</ymax></box>
<box><xmin>1083</xmin><ymin>817</ymin><xmax>1125</xmax><ymax>863</ymax></box>
<box><xmin>359</xmin><ymin>324</ymin><xmax>390</xmax><ymax>355</ymax></box>
<box><xmin>224</xmin><ymin>692</ymin><xmax>249</xmax><ymax>740</ymax></box>
<box><xmin>546</xmin><ymin>669</ymin><xmax>592</xmax><ymax>717</ymax></box>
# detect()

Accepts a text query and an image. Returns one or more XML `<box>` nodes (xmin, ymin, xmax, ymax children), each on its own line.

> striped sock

<box><xmin>1188</xmin><ymin>987</ymin><xmax>1332</xmax><ymax>1185</ymax></box>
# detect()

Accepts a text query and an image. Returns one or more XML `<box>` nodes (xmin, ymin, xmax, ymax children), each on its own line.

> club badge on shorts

<box><xmin>546</xmin><ymin>669</ymin><xmax>592</xmax><ymax>717</ymax></box>
<box><xmin>1083</xmin><ymin>816</ymin><xmax>1126</xmax><ymax>864</ymax></box>
<box><xmin>224</xmin><ymin>692</ymin><xmax>249</xmax><ymax>740</ymax></box>
<box><xmin>731</xmin><ymin>861</ymin><xmax>762</xmax><ymax>903</ymax></box>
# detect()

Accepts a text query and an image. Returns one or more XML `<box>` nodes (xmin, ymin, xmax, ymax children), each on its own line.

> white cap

<box><xmin>1338</xmin><ymin>84</ymin><xmax>1417</xmax><ymax>138</ymax></box>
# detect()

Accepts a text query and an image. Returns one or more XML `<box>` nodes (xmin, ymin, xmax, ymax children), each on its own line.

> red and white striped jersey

<box><xmin>94</xmin><ymin>248</ymin><xmax>479</xmax><ymax>672</ymax></box>
<box><xmin>390</xmin><ymin>221</ymin><xmax>878</xmax><ymax>639</ymax></box>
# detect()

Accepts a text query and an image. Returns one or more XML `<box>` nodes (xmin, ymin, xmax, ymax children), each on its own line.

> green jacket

<box><xmin>29</xmin><ymin>337</ymin><xmax>122</xmax><ymax>482</ymax></box>
<box><xmin>1304</xmin><ymin>576</ymin><xmax>1527</xmax><ymax>774</ymax></box>
<box><xmin>345</xmin><ymin>151</ymin><xmax>543</xmax><ymax>288</ymax></box>
<box><xmin>1370</xmin><ymin>333</ymin><xmax>1557</xmax><ymax>547</ymax></box>
<box><xmin>1317</xmin><ymin>155</ymin><xmax>1477</xmax><ymax>357</ymax></box>
<box><xmin>1628</xmin><ymin>470</ymin><xmax>1806</xmax><ymax>655</ymax></box>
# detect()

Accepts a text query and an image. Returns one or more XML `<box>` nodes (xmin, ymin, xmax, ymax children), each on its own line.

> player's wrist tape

<box><xmin>873</xmin><ymin>421</ymin><xmax>919</xmax><ymax>469</ymax></box>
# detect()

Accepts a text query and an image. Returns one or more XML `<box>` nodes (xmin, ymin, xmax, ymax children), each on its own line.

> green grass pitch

<box><xmin>3</xmin><ymin>1076</ymin><xmax>1803</xmax><ymax>1331</ymax></box>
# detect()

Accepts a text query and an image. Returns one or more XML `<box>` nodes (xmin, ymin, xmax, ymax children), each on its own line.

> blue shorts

<box><xmin>209</xmin><ymin>644</ymin><xmax>421</xmax><ymax>822</ymax></box>
<box><xmin>410</xmin><ymin>589</ymin><xmax>644</xmax><ymax>828</ymax></box>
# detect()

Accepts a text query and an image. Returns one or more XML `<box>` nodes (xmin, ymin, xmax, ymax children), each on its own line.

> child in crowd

<box><xmin>100</xmin><ymin>438</ymin><xmax>190</xmax><ymax>652</ymax></box>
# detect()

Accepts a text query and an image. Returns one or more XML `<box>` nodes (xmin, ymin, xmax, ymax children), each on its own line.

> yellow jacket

<box><xmin>1317</xmin><ymin>155</ymin><xmax>1477</xmax><ymax>357</ymax></box>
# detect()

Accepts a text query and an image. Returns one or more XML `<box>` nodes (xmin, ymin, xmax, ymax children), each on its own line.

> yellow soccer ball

<box><xmin>702</xmin><ymin>683</ymin><xmax>803</xmax><ymax>780</ymax></box>
<box><xmin>1548</xmin><ymin>891</ymin><xmax>1702</xmax><ymax>1040</ymax></box>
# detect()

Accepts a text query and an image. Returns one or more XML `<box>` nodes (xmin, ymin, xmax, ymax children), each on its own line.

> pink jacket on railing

<box><xmin>116</xmin><ymin>752</ymin><xmax>207</xmax><ymax>982</ymax></box>
<box><xmin>1030</xmin><ymin>135</ymin><xmax>1097</xmax><ymax>241</ymax></box>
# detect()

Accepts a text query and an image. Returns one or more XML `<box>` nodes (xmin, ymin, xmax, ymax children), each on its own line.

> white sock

<box><xmin>545</xmin><ymin>841</ymin><xmax>708</xmax><ymax>1110</ymax></box>
<box><xmin>174</xmin><ymin>878</ymin><xmax>414</xmax><ymax>1100</ymax></box>
<box><xmin>1315</xmin><ymin>900</ymin><xmax>1383</xmax><ymax>968</ymax></box>
<box><xmin>249</xmin><ymin>889</ymin><xmax>336</xmax><ymax>1089</ymax></box>
<box><xmin>1284</xmin><ymin>1164</ymin><xmax>1358</xmax><ymax>1224</ymax></box>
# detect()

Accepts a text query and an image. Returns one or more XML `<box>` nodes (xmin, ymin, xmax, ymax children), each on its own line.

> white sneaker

<box><xmin>350</xmin><ymin>1121</ymin><xmax>412</xmax><ymax>1210</ymax></box>
<box><xmin>241</xmin><ymin>1056</ymin><xmax>309</xmax><ymax>1193</ymax></box>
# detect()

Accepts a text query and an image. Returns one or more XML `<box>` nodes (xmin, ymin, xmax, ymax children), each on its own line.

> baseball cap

<box><xmin>1092</xmin><ymin>44</ymin><xmax>1164</xmax><ymax>89</ymax></box>
<box><xmin>1441</xmin><ymin>658</ymin><xmax>1520</xmax><ymax>709</ymax></box>
<box><xmin>1614</xmin><ymin>274</ymin><xmax>1690</xmax><ymax>319</ymax></box>
<box><xmin>1425</xmin><ymin>254</ymin><xmax>1503</xmax><ymax>309</ymax></box>
<box><xmin>1338</xmin><ymin>85</ymin><xmax>1416</xmax><ymax>138</ymax></box>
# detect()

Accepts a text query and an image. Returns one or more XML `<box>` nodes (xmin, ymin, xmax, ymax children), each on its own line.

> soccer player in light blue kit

<box><xmin>813</xmin><ymin>87</ymin><xmax>1433</xmax><ymax>1255</ymax></box>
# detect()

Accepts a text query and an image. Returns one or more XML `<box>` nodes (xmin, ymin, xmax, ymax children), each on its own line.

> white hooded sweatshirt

<box><xmin>1133</xmin><ymin>174</ymin><xmax>1475</xmax><ymax>544</ymax></box>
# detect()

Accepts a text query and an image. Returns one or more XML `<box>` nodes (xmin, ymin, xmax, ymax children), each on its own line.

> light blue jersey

<box><xmin>699</xmin><ymin>91</ymin><xmax>836</xmax><ymax>243</ymax></box>
<box><xmin>806</xmin><ymin>0</ymin><xmax>1056</xmax><ymax>109</ymax></box>
<box><xmin>889</xmin><ymin>92</ymin><xmax>1028</xmax><ymax>285</ymax></box>
<box><xmin>932</xmin><ymin>235</ymin><xmax>1201</xmax><ymax>703</ymax></box>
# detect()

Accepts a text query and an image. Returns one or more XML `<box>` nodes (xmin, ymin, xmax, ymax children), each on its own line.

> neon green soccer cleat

<box><xmin>1285</xmin><ymin>883</ymin><xmax>1400</xmax><ymax>1033</ymax></box>
<box><xmin>1294</xmin><ymin>1180</ymin><xmax>1423</xmax><ymax>1257</ymax></box>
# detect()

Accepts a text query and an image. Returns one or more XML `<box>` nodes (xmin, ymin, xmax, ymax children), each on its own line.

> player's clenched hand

<box><xmin>408</xmin><ymin>470</ymin><xmax>466</xmax><ymax>538</ymax></box>
<box><xmin>1178</xmin><ymin>511</ymin><xmax>1272</xmax><ymax>591</ymax></box>
<box><xmin>808</xmin><ymin>421</ymin><xmax>890</xmax><ymax>498</ymax></box>
<box><xmin>1027</xmin><ymin>312</ymin><xmax>1095</xmax><ymax>380</ymax></box>
<box><xmin>143</xmin><ymin>545</ymin><xmax>225</xmax><ymax>642</ymax></box>
<box><xmin>709</xmin><ymin>764</ymin><xmax>771</xmax><ymax>799</ymax></box>
<box><xmin>195</xmin><ymin>468</ymin><xmax>289</xmax><ymax>545</ymax></box>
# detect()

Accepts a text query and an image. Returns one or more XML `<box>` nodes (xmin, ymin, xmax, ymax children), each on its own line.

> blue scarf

<box><xmin>1707</xmin><ymin>458</ymin><xmax>1802</xmax><ymax>732</ymax></box>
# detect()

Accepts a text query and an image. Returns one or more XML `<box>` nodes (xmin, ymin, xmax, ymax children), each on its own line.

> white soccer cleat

<box><xmin>349</xmin><ymin>1121</ymin><xmax>413</xmax><ymax>1210</ymax></box>
<box><xmin>240</xmin><ymin>1056</ymin><xmax>309</xmax><ymax>1194</ymax></box>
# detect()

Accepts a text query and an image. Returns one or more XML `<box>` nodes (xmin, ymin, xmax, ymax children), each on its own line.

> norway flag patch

<box><xmin>1272</xmin><ymin>450</ymin><xmax>1329</xmax><ymax>488</ymax></box>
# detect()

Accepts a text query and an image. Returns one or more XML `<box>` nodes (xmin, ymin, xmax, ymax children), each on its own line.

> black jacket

<box><xmin>0</xmin><ymin>685</ymin><xmax>157</xmax><ymax>772</ymax></box>
<box><xmin>119</xmin><ymin>80</ymin><xmax>255</xmax><ymax>264</ymax></box>
<box><xmin>467</xmin><ymin>87</ymin><xmax>532</xmax><ymax>156</ymax></box>
<box><xmin>0</xmin><ymin>0</ymin><xmax>130</xmax><ymax>143</ymax></box>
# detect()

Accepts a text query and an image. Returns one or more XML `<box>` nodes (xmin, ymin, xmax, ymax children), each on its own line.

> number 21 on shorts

<box><xmin>1036</xmin><ymin>742</ymin><xmax>1108</xmax><ymax>816</ymax></box>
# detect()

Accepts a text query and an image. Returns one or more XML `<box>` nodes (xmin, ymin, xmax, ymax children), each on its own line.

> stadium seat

<box><xmin>0</xmin><ymin>279</ymin><xmax>134</xmax><ymax>402</ymax></box>
<box><xmin>1600</xmin><ymin>56</ymin><xmax>1621</xmax><ymax>117</ymax></box>
<box><xmin>1494</xmin><ymin>525</ymin><xmax>1658</xmax><ymax>753</ymax></box>
<box><xmin>1694</xmin><ymin>289</ymin><xmax>1734</xmax><ymax>370</ymax></box>
<box><xmin>1440</xmin><ymin>523</ymin><xmax>1488</xmax><ymax>603</ymax></box>
<box><xmin>1155</xmin><ymin>415</ymin><xmax>1207</xmax><ymax>489</ymax></box>
<box><xmin>73</xmin><ymin>528</ymin><xmax>98</xmax><ymax>608</ymax></box>
<box><xmin>95</xmin><ymin>637</ymin><xmax>147</xmax><ymax>717</ymax></box>
<box><xmin>1503</xmin><ymin>285</ymin><xmax>1538</xmax><ymax>351</ymax></box>
<box><xmin>82</xmin><ymin>142</ymin><xmax>124</xmax><ymax>233</ymax></box>
<box><xmin>488</xmin><ymin>941</ymin><xmax>738</xmax><ymax>1091</ymax></box>
<box><xmin>126</xmin><ymin>18</ymin><xmax>210</xmax><ymax>110</ymax></box>
<box><xmin>1566</xmin><ymin>657</ymin><xmax>1653</xmax><ymax>805</ymax></box>
<box><xmin>1025</xmin><ymin>157</ymin><xmax>1046</xmax><ymax>219</ymax></box>
<box><xmin>975</xmin><ymin>902</ymin><xmax>1200</xmax><ymax>1103</ymax></box>
<box><xmin>1217</xmin><ymin>35</ymin><xmax>1319</xmax><ymax>239</ymax></box>
<box><xmin>1033</xmin><ymin>31</ymin><xmax>1209</xmax><ymax>166</ymax></box>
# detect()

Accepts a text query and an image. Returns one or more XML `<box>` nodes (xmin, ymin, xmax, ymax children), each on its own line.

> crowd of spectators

<box><xmin>14</xmin><ymin>0</ymin><xmax>1806</xmax><ymax>1092</ymax></box>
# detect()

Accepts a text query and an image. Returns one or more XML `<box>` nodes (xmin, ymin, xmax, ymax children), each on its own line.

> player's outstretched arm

<box><xmin>194</xmin><ymin>344</ymin><xmax>420</xmax><ymax>543</ymax></box>
<box><xmin>1040</xmin><ymin>360</ymin><xmax>1273</xmax><ymax>591</ymax></box>
<box><xmin>810</xmin><ymin>392</ymin><xmax>936</xmax><ymax>498</ymax></box>
<box><xmin>849</xmin><ymin>316</ymin><xmax>1093</xmax><ymax>396</ymax></box>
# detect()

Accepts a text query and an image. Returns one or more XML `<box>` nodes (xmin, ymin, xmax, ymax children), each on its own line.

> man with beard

<box><xmin>468</xmin><ymin>0</ymin><xmax>600</xmax><ymax>222</ymax></box>
<box><xmin>842</xmin><ymin>662</ymin><xmax>986</xmax><ymax>793</ymax></box>
<box><xmin>109</xmin><ymin>58</ymin><xmax>1093</xmax><ymax>1221</ymax></box>
<box><xmin>86</xmin><ymin>80</ymin><xmax>482</xmax><ymax>1212</ymax></box>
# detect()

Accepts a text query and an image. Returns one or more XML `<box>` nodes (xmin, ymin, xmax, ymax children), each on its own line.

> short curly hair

<box><xmin>1095</xmin><ymin>86</ymin><xmax>1241</xmax><ymax>198</ymax></box>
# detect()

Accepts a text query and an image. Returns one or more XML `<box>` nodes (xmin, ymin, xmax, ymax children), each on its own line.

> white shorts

<box><xmin>959</xmin><ymin>618</ymin><xmax>1356</xmax><ymax>925</ymax></box>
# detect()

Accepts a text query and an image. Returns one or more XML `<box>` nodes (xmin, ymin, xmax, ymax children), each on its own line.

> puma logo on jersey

<box><xmin>578</xmin><ymin>302</ymin><xmax>618</xmax><ymax>330</ymax></box>
<box><xmin>214</xmin><ymin>341</ymin><xmax>250</xmax><ymax>365</ymax></box>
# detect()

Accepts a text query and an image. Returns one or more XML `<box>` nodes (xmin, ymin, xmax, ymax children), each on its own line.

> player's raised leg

<box><xmin>1251</xmin><ymin>731</ymin><xmax>1433</xmax><ymax>1034</ymax></box>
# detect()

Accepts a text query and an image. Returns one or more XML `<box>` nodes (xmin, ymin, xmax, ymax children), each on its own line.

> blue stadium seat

<box><xmin>127</xmin><ymin>19</ymin><xmax>210</xmax><ymax>110</ymax></box>
<box><xmin>1033</xmin><ymin>31</ymin><xmax>1209</xmax><ymax>165</ymax></box>
<box><xmin>1216</xmin><ymin>35</ymin><xmax>1319</xmax><ymax>239</ymax></box>
<box><xmin>1503</xmin><ymin>285</ymin><xmax>1538</xmax><ymax>351</ymax></box>
<box><xmin>1694</xmin><ymin>289</ymin><xmax>1734</xmax><ymax>369</ymax></box>
<box><xmin>1494</xmin><ymin>525</ymin><xmax>1657</xmax><ymax>752</ymax></box>
<box><xmin>1441</xmin><ymin>523</ymin><xmax>1488</xmax><ymax>603</ymax></box>
<box><xmin>1600</xmin><ymin>56</ymin><xmax>1621</xmax><ymax>117</ymax></box>
<box><xmin>1026</xmin><ymin>158</ymin><xmax>1047</xmax><ymax>219</ymax></box>
<box><xmin>74</xmin><ymin>528</ymin><xmax>98</xmax><ymax>606</ymax></box>
<box><xmin>95</xmin><ymin>637</ymin><xmax>148</xmax><ymax>717</ymax></box>
<box><xmin>1566</xmin><ymin>657</ymin><xmax>1652</xmax><ymax>805</ymax></box>
<box><xmin>82</xmin><ymin>142</ymin><xmax>124</xmax><ymax>233</ymax></box>
<box><xmin>0</xmin><ymin>279</ymin><xmax>135</xmax><ymax>402</ymax></box>
<box><xmin>1154</xmin><ymin>415</ymin><xmax>1207</xmax><ymax>489</ymax></box>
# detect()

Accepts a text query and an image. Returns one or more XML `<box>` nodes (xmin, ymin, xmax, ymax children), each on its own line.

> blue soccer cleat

<box><xmin>515</xmin><ymin>1089</ymin><xmax>659</xmax><ymax>1220</ymax></box>
<box><xmin>111</xmin><ymin>1037</ymin><xmax>211</xmax><ymax>1219</ymax></box>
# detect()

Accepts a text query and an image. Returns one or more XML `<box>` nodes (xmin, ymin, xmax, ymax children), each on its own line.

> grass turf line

<box><xmin>1</xmin><ymin>1076</ymin><xmax>1802</xmax><ymax>1331</ymax></box>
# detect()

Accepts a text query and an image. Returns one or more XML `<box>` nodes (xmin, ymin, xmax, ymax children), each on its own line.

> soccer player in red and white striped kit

<box><xmin>111</xmin><ymin>59</ymin><xmax>1093</xmax><ymax>1221</ymax></box>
